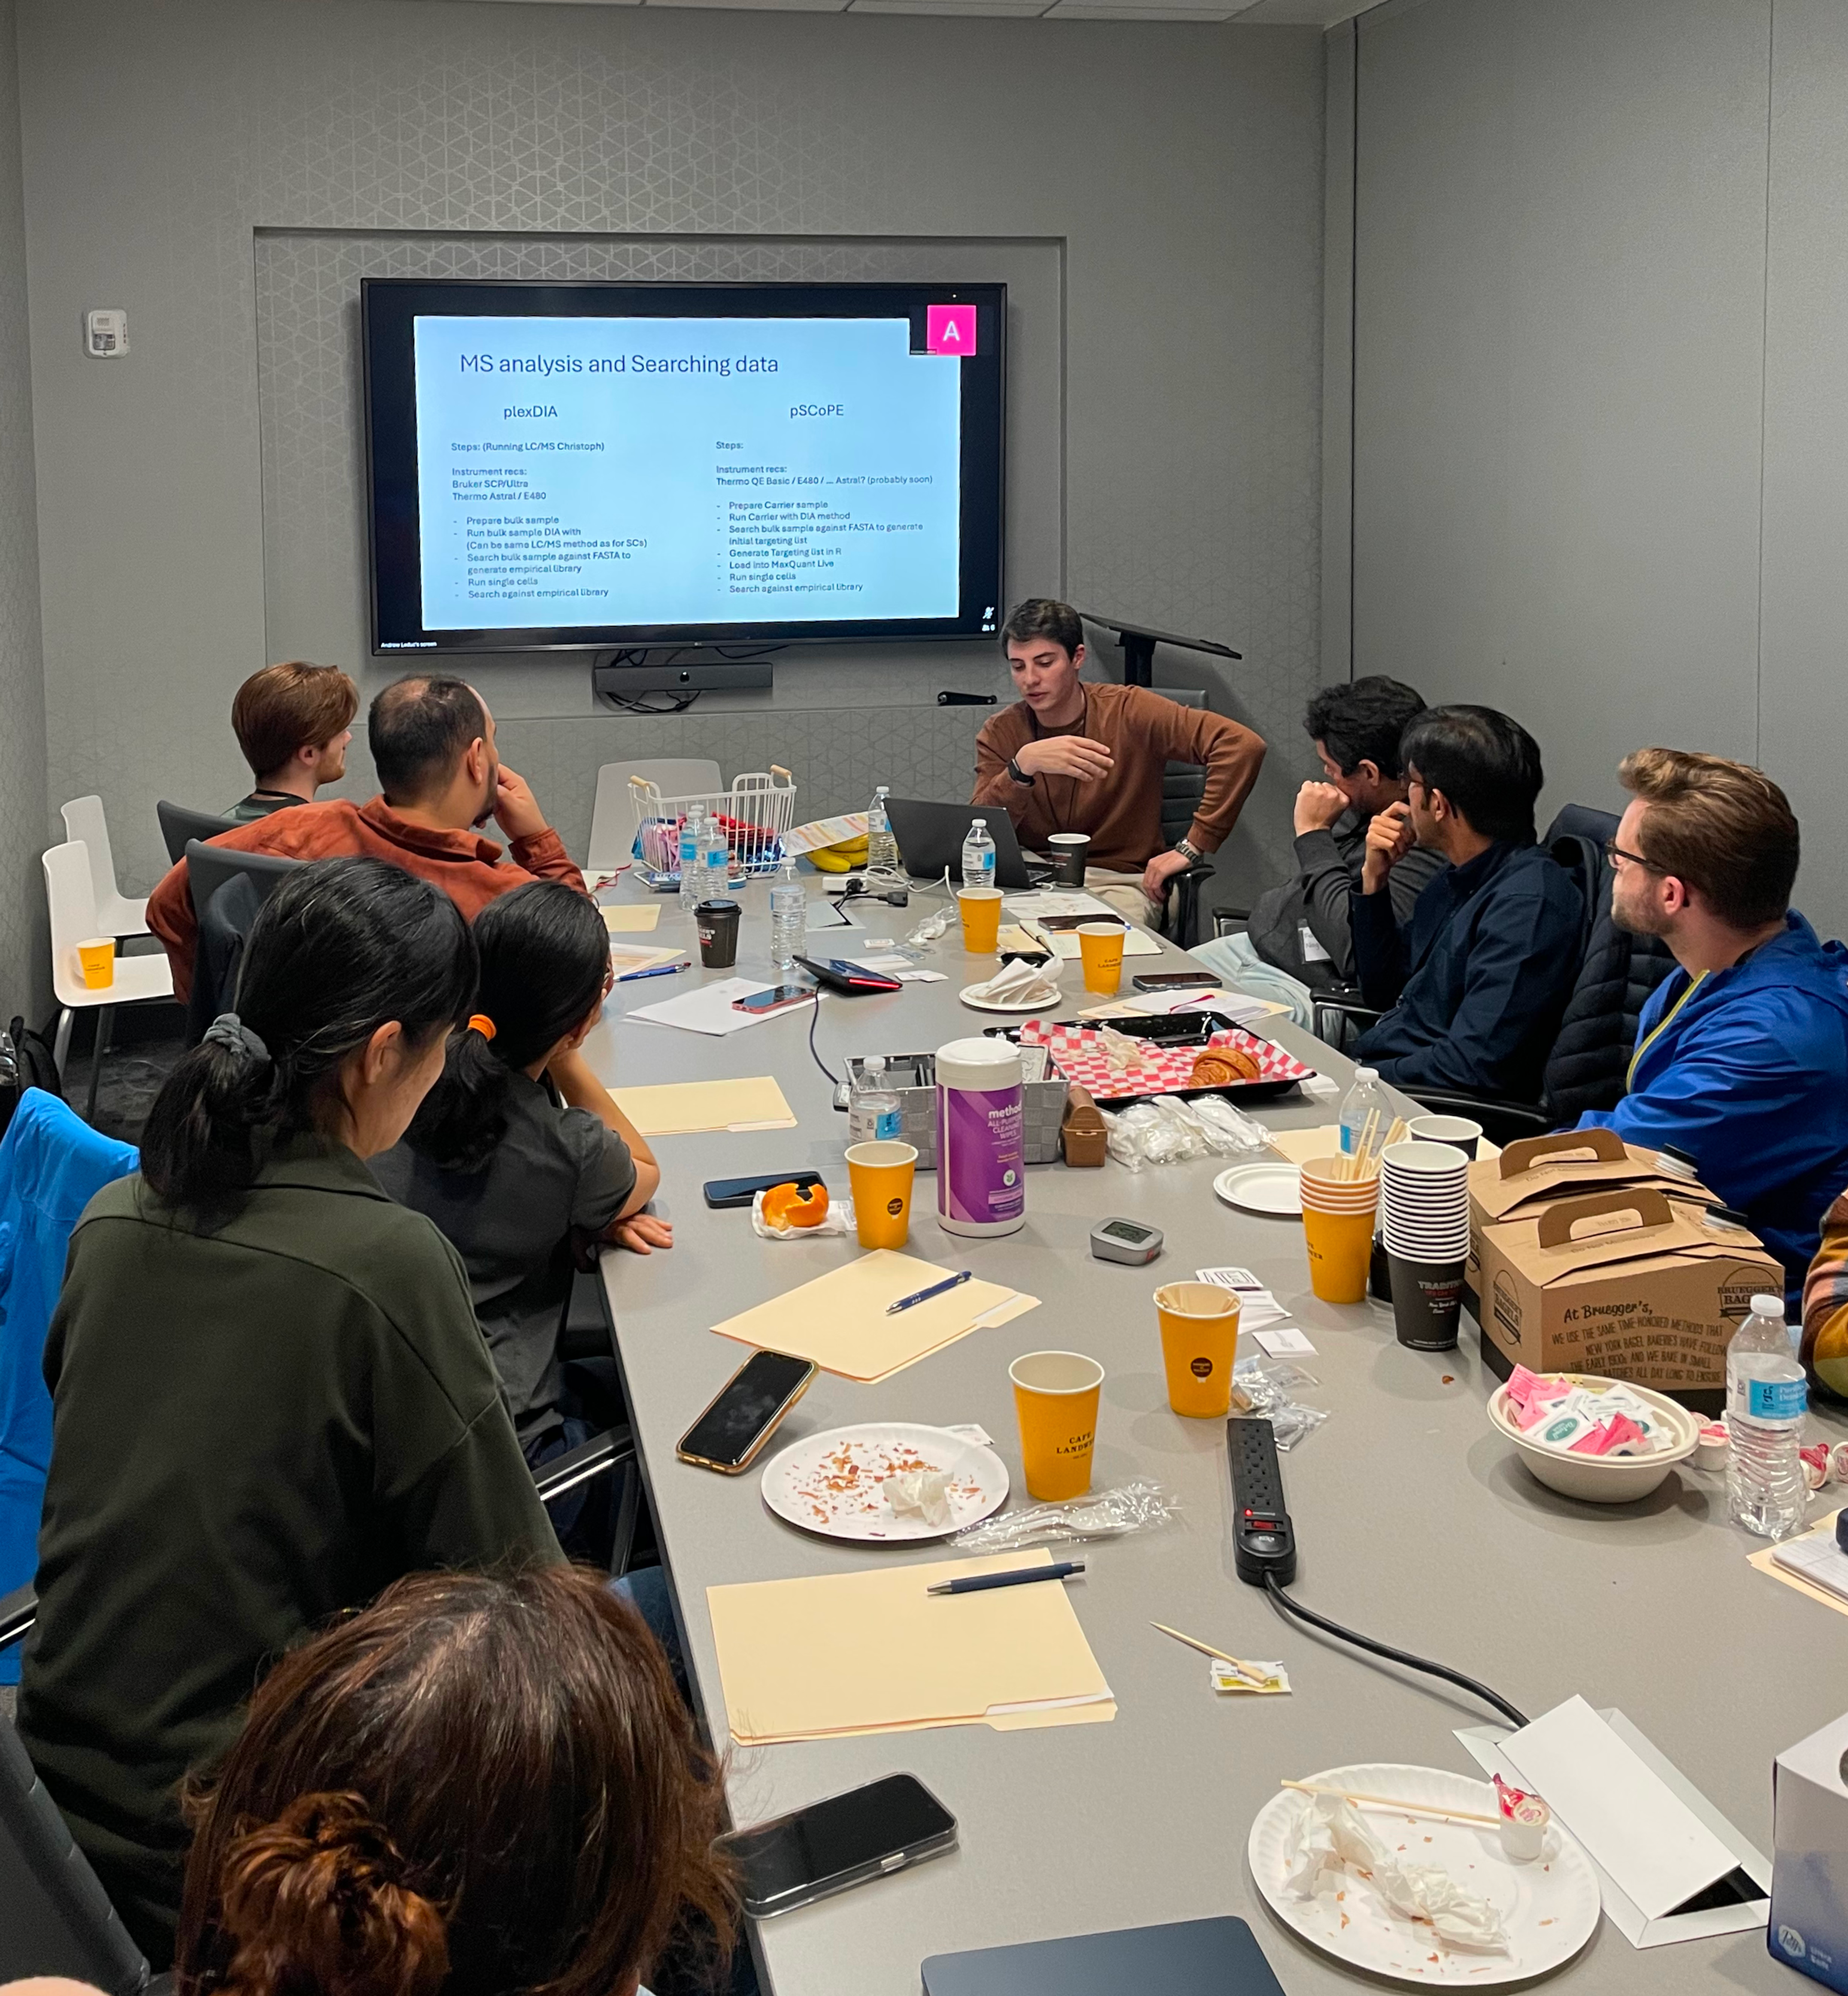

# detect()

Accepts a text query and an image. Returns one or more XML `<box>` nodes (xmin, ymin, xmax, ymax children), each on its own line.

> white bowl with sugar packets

<box><xmin>1488</xmin><ymin>1374</ymin><xmax>1699</xmax><ymax>1504</ymax></box>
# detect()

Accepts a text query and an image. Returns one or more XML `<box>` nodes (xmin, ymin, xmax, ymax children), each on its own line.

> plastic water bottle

<box><xmin>848</xmin><ymin>1055</ymin><xmax>903</xmax><ymax>1144</ymax></box>
<box><xmin>770</xmin><ymin>859</ymin><xmax>805</xmax><ymax>972</ymax></box>
<box><xmin>1338</xmin><ymin>1066</ymin><xmax>1387</xmax><ymax>1156</ymax></box>
<box><xmin>678</xmin><ymin>807</ymin><xmax>705</xmax><ymax>911</ymax></box>
<box><xmin>703</xmin><ymin>807</ymin><xmax>730</xmax><ymax>895</ymax></box>
<box><xmin>1726</xmin><ymin>1293</ymin><xmax>1808</xmax><ymax>1539</ymax></box>
<box><xmin>961</xmin><ymin>816</ymin><xmax>997</xmax><ymax>891</ymax></box>
<box><xmin>867</xmin><ymin>786</ymin><xmax>899</xmax><ymax>873</ymax></box>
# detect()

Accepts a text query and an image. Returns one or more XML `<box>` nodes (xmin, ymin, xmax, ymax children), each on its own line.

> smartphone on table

<box><xmin>676</xmin><ymin>1351</ymin><xmax>817</xmax><ymax>1474</ymax></box>
<box><xmin>718</xmin><ymin>1774</ymin><xmax>959</xmax><ymax>1919</ymax></box>
<box><xmin>732</xmin><ymin>984</ymin><xmax>817</xmax><ymax>1016</ymax></box>
<box><xmin>704</xmin><ymin>1169</ymin><xmax>824</xmax><ymax>1210</ymax></box>
<box><xmin>1131</xmin><ymin>971</ymin><xmax>1222</xmax><ymax>993</ymax></box>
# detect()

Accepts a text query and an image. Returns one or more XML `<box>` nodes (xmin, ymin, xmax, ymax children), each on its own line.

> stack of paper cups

<box><xmin>1380</xmin><ymin>1139</ymin><xmax>1471</xmax><ymax>1349</ymax></box>
<box><xmin>1298</xmin><ymin>1157</ymin><xmax>1379</xmax><ymax>1305</ymax></box>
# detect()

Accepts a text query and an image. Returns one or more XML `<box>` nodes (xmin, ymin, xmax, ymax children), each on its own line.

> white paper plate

<box><xmin>759</xmin><ymin>1423</ymin><xmax>1010</xmax><ymax>1542</ymax></box>
<box><xmin>1248</xmin><ymin>1763</ymin><xmax>1600</xmax><ymax>1985</ymax></box>
<box><xmin>957</xmin><ymin>983</ymin><xmax>1062</xmax><ymax>1013</ymax></box>
<box><xmin>1214</xmin><ymin>1163</ymin><xmax>1303</xmax><ymax>1216</ymax></box>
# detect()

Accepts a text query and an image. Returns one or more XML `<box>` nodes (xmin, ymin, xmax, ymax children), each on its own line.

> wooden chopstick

<box><xmin>1151</xmin><ymin>1621</ymin><xmax>1270</xmax><ymax>1684</ymax></box>
<box><xmin>1281</xmin><ymin>1779</ymin><xmax>1500</xmax><ymax>1828</ymax></box>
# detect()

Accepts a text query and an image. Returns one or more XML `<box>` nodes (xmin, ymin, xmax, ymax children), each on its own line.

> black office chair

<box><xmin>182</xmin><ymin>840</ymin><xmax>300</xmax><ymax>924</ymax></box>
<box><xmin>0</xmin><ymin>1709</ymin><xmax>154</xmax><ymax>1993</ymax></box>
<box><xmin>181</xmin><ymin>842</ymin><xmax>305</xmax><ymax>1043</ymax></box>
<box><xmin>156</xmin><ymin>800</ymin><xmax>236</xmax><ymax>867</ymax></box>
<box><xmin>1156</xmin><ymin>762</ymin><xmax>1215</xmax><ymax>948</ymax></box>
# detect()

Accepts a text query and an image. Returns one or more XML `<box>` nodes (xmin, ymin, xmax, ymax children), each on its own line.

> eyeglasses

<box><xmin>1604</xmin><ymin>838</ymin><xmax>1667</xmax><ymax>875</ymax></box>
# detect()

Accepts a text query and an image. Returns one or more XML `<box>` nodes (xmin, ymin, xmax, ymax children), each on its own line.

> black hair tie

<box><xmin>203</xmin><ymin>1012</ymin><xmax>272</xmax><ymax>1069</ymax></box>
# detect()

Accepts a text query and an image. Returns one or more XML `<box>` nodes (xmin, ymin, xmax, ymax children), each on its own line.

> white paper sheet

<box><xmin>626</xmin><ymin>978</ymin><xmax>809</xmax><ymax>1037</ymax></box>
<box><xmin>1256</xmin><ymin>1327</ymin><xmax>1316</xmax><ymax>1357</ymax></box>
<box><xmin>1456</xmin><ymin>1708</ymin><xmax>1771</xmax><ymax>1948</ymax></box>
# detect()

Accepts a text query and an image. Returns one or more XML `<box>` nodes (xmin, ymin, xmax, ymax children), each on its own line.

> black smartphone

<box><xmin>719</xmin><ymin>1774</ymin><xmax>958</xmax><ymax>1919</ymax></box>
<box><xmin>1131</xmin><ymin>971</ymin><xmax>1222</xmax><ymax>992</ymax></box>
<box><xmin>676</xmin><ymin>1351</ymin><xmax>817</xmax><ymax>1474</ymax></box>
<box><xmin>703</xmin><ymin>1169</ymin><xmax>824</xmax><ymax>1210</ymax></box>
<box><xmin>792</xmin><ymin>955</ymin><xmax>904</xmax><ymax>994</ymax></box>
<box><xmin>732</xmin><ymin>984</ymin><xmax>816</xmax><ymax>1015</ymax></box>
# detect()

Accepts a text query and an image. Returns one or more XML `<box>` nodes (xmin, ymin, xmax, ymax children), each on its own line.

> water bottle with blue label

<box><xmin>1727</xmin><ymin>1293</ymin><xmax>1807</xmax><ymax>1539</ymax></box>
<box><xmin>703</xmin><ymin>807</ymin><xmax>730</xmax><ymax>895</ymax></box>
<box><xmin>1338</xmin><ymin>1067</ymin><xmax>1386</xmax><ymax>1155</ymax></box>
<box><xmin>677</xmin><ymin>807</ymin><xmax>704</xmax><ymax>911</ymax></box>
<box><xmin>769</xmin><ymin>859</ymin><xmax>805</xmax><ymax>972</ymax></box>
<box><xmin>848</xmin><ymin>1055</ymin><xmax>903</xmax><ymax>1144</ymax></box>
<box><xmin>961</xmin><ymin>817</ymin><xmax>996</xmax><ymax>892</ymax></box>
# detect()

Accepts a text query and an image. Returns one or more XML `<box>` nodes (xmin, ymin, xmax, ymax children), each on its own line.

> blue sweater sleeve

<box><xmin>1371</xmin><ymin>876</ymin><xmax>1581</xmax><ymax>1095</ymax></box>
<box><xmin>1350</xmin><ymin>882</ymin><xmax>1411</xmax><ymax>1009</ymax></box>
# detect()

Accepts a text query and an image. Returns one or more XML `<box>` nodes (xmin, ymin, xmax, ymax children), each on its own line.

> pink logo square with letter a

<box><xmin>925</xmin><ymin>305</ymin><xmax>977</xmax><ymax>357</ymax></box>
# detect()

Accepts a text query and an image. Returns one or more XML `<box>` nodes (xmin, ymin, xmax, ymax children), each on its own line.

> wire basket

<box><xmin>628</xmin><ymin>766</ymin><xmax>796</xmax><ymax>883</ymax></box>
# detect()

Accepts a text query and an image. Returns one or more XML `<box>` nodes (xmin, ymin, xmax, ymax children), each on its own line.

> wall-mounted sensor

<box><xmin>84</xmin><ymin>310</ymin><xmax>128</xmax><ymax>357</ymax></box>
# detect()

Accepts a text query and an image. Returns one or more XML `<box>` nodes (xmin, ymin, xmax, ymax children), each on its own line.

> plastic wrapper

<box><xmin>1231</xmin><ymin>1357</ymin><xmax>1327</xmax><ymax>1450</ymax></box>
<box><xmin>1099</xmin><ymin>1093</ymin><xmax>1271</xmax><ymax>1169</ymax></box>
<box><xmin>948</xmin><ymin>1479</ymin><xmax>1178</xmax><ymax>1551</ymax></box>
<box><xmin>1184</xmin><ymin>1092</ymin><xmax>1271</xmax><ymax>1155</ymax></box>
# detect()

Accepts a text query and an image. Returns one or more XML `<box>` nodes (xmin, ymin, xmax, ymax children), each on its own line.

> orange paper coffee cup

<box><xmin>1154</xmin><ymin>1280</ymin><xmax>1240</xmax><ymax>1418</ymax></box>
<box><xmin>78</xmin><ymin>938</ymin><xmax>115</xmax><ymax>991</ymax></box>
<box><xmin>1077</xmin><ymin>921</ymin><xmax>1124</xmax><ymax>995</ymax></box>
<box><xmin>1010</xmin><ymin>1350</ymin><xmax>1103</xmax><ymax>1500</ymax></box>
<box><xmin>846</xmin><ymin>1139</ymin><xmax>917</xmax><ymax>1250</ymax></box>
<box><xmin>957</xmin><ymin>886</ymin><xmax>1003</xmax><ymax>954</ymax></box>
<box><xmin>1303</xmin><ymin>1204</ymin><xmax>1375</xmax><ymax>1304</ymax></box>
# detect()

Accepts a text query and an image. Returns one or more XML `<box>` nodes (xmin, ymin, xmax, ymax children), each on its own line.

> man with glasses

<box><xmin>1579</xmin><ymin>747</ymin><xmax>1848</xmax><ymax>1309</ymax></box>
<box><xmin>1347</xmin><ymin>705</ymin><xmax>1581</xmax><ymax>1099</ymax></box>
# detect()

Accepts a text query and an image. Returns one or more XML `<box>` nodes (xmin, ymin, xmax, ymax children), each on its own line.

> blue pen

<box><xmin>617</xmin><ymin>961</ymin><xmax>689</xmax><ymax>983</ymax></box>
<box><xmin>884</xmin><ymin>1268</ymin><xmax>974</xmax><ymax>1316</ymax></box>
<box><xmin>927</xmin><ymin>1561</ymin><xmax>1086</xmax><ymax>1597</ymax></box>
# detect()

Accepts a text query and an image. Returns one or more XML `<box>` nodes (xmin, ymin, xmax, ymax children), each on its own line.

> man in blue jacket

<box><xmin>1578</xmin><ymin>747</ymin><xmax>1848</xmax><ymax>1306</ymax></box>
<box><xmin>1349</xmin><ymin>705</ymin><xmax>1583</xmax><ymax>1100</ymax></box>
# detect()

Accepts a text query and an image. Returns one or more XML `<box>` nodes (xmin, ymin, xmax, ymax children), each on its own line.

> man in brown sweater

<box><xmin>972</xmin><ymin>599</ymin><xmax>1266</xmax><ymax>925</ymax></box>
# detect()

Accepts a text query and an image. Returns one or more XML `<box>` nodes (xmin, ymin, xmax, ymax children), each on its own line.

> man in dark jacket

<box><xmin>1349</xmin><ymin>705</ymin><xmax>1582</xmax><ymax>1100</ymax></box>
<box><xmin>1246</xmin><ymin>676</ymin><xmax>1442</xmax><ymax>988</ymax></box>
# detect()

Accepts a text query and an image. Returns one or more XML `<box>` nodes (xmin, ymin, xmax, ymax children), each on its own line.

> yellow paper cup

<box><xmin>957</xmin><ymin>886</ymin><xmax>1003</xmax><ymax>954</ymax></box>
<box><xmin>77</xmin><ymin>938</ymin><xmax>115</xmax><ymax>991</ymax></box>
<box><xmin>1154</xmin><ymin>1280</ymin><xmax>1241</xmax><ymax>1418</ymax></box>
<box><xmin>846</xmin><ymin>1139</ymin><xmax>918</xmax><ymax>1250</ymax></box>
<box><xmin>1010</xmin><ymin>1350</ymin><xmax>1103</xmax><ymax>1500</ymax></box>
<box><xmin>1303</xmin><ymin>1203</ymin><xmax>1375</xmax><ymax>1304</ymax></box>
<box><xmin>1077</xmin><ymin>921</ymin><xmax>1125</xmax><ymax>994</ymax></box>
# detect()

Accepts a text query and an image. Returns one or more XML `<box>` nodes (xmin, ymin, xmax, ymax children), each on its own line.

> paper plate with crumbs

<box><xmin>1247</xmin><ymin>1762</ymin><xmax>1600</xmax><ymax>1984</ymax></box>
<box><xmin>760</xmin><ymin>1423</ymin><xmax>1009</xmax><ymax>1543</ymax></box>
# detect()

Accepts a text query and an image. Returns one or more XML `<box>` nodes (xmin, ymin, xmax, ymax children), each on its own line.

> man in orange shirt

<box><xmin>150</xmin><ymin>675</ymin><xmax>587</xmax><ymax>1002</ymax></box>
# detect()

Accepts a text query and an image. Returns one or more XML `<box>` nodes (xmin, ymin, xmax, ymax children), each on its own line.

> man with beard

<box><xmin>148</xmin><ymin>675</ymin><xmax>586</xmax><ymax>1001</ymax></box>
<box><xmin>1578</xmin><ymin>747</ymin><xmax>1848</xmax><ymax>1308</ymax></box>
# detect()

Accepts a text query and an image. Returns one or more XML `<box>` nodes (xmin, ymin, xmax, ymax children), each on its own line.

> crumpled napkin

<box><xmin>965</xmin><ymin>955</ymin><xmax>1063</xmax><ymax>1007</ymax></box>
<box><xmin>1283</xmin><ymin>1793</ymin><xmax>1510</xmax><ymax>1953</ymax></box>
<box><xmin>883</xmin><ymin>1470</ymin><xmax>952</xmax><ymax>1526</ymax></box>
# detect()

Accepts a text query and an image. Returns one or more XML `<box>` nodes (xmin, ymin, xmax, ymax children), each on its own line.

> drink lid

<box><xmin>1750</xmin><ymin>1293</ymin><xmax>1785</xmax><ymax>1318</ymax></box>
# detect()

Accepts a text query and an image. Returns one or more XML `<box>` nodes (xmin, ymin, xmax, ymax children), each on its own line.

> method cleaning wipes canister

<box><xmin>935</xmin><ymin>1036</ymin><xmax>1026</xmax><ymax>1237</ymax></box>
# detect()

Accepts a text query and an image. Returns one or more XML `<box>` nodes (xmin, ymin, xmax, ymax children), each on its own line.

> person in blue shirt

<box><xmin>1578</xmin><ymin>747</ymin><xmax>1848</xmax><ymax>1307</ymax></box>
<box><xmin>1348</xmin><ymin>705</ymin><xmax>1583</xmax><ymax>1100</ymax></box>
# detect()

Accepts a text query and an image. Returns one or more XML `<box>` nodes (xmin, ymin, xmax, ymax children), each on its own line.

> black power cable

<box><xmin>807</xmin><ymin>990</ymin><xmax>837</xmax><ymax>1088</ymax></box>
<box><xmin>1262</xmin><ymin>1572</ymin><xmax>1529</xmax><ymax>1730</ymax></box>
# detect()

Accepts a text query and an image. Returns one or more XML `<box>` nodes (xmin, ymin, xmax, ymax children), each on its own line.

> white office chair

<box><xmin>42</xmin><ymin>841</ymin><xmax>174</xmax><ymax>1123</ymax></box>
<box><xmin>587</xmin><ymin>758</ymin><xmax>722</xmax><ymax>873</ymax></box>
<box><xmin>59</xmin><ymin>796</ymin><xmax>149</xmax><ymax>938</ymax></box>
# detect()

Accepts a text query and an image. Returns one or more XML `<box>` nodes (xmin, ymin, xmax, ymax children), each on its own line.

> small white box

<box><xmin>1771</xmin><ymin>1711</ymin><xmax>1848</xmax><ymax>1989</ymax></box>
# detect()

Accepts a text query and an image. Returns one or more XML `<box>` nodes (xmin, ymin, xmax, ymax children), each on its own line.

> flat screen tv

<box><xmin>363</xmin><ymin>279</ymin><xmax>1006</xmax><ymax>655</ymax></box>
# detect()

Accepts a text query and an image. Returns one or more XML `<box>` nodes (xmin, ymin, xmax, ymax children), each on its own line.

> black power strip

<box><xmin>1227</xmin><ymin>1417</ymin><xmax>1296</xmax><ymax>1586</ymax></box>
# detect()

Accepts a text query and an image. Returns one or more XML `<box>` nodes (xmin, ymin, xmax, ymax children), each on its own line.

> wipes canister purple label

<box><xmin>937</xmin><ymin>1081</ymin><xmax>1025</xmax><ymax>1231</ymax></box>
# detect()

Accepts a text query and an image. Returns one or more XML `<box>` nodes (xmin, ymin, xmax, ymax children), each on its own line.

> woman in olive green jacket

<box><xmin>18</xmin><ymin>857</ymin><xmax>563</xmax><ymax>1966</ymax></box>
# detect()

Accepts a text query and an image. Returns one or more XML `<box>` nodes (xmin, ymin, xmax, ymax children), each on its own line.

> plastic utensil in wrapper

<box><xmin>1098</xmin><ymin>1093</ymin><xmax>1271</xmax><ymax>1171</ymax></box>
<box><xmin>948</xmin><ymin>1479</ymin><xmax>1178</xmax><ymax>1552</ymax></box>
<box><xmin>1230</xmin><ymin>1358</ymin><xmax>1327</xmax><ymax>1451</ymax></box>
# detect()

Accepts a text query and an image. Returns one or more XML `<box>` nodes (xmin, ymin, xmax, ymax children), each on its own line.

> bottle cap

<box><xmin>1354</xmin><ymin>1066</ymin><xmax>1378</xmax><ymax>1082</ymax></box>
<box><xmin>1750</xmin><ymin>1293</ymin><xmax>1785</xmax><ymax>1318</ymax></box>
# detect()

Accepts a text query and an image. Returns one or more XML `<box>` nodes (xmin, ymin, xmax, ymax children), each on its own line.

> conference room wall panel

<box><xmin>1346</xmin><ymin>0</ymin><xmax>1848</xmax><ymax>937</ymax></box>
<box><xmin>13</xmin><ymin>0</ymin><xmax>1328</xmax><ymax>909</ymax></box>
<box><xmin>0</xmin><ymin>0</ymin><xmax>48</xmax><ymax>1023</ymax></box>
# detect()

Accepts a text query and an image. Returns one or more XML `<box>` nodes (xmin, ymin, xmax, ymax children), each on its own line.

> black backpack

<box><xmin>0</xmin><ymin>1014</ymin><xmax>64</xmax><ymax>1135</ymax></box>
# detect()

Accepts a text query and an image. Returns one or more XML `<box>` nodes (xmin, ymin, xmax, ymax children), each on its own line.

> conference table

<box><xmin>585</xmin><ymin>870</ymin><xmax>1848</xmax><ymax>1996</ymax></box>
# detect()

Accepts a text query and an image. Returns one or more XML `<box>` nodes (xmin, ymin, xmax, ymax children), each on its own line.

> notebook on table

<box><xmin>922</xmin><ymin>1916</ymin><xmax>1286</xmax><ymax>1995</ymax></box>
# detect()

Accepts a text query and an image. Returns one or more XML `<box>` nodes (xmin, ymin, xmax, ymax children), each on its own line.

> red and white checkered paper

<box><xmin>1016</xmin><ymin>1020</ymin><xmax>1315</xmax><ymax>1103</ymax></box>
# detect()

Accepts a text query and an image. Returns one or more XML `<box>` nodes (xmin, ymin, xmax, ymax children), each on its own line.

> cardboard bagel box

<box><xmin>1465</xmin><ymin>1128</ymin><xmax>1781</xmax><ymax>1401</ymax></box>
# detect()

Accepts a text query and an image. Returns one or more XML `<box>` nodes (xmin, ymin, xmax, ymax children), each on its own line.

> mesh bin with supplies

<box><xmin>628</xmin><ymin>766</ymin><xmax>797</xmax><ymax>886</ymax></box>
<box><xmin>836</xmin><ymin>1049</ymin><xmax>1069</xmax><ymax>1168</ymax></box>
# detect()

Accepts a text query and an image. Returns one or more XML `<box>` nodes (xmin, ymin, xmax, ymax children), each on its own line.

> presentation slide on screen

<box><xmin>411</xmin><ymin>315</ymin><xmax>964</xmax><ymax>630</ymax></box>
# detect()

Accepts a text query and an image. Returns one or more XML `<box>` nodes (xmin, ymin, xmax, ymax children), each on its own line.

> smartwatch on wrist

<box><xmin>1007</xmin><ymin>755</ymin><xmax>1035</xmax><ymax>786</ymax></box>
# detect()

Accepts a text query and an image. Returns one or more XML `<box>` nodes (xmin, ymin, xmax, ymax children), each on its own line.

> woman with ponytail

<box><xmin>178</xmin><ymin>1565</ymin><xmax>735</xmax><ymax>1996</ymax></box>
<box><xmin>18</xmin><ymin>859</ymin><xmax>562</xmax><ymax>1969</ymax></box>
<box><xmin>373</xmin><ymin>881</ymin><xmax>666</xmax><ymax>1554</ymax></box>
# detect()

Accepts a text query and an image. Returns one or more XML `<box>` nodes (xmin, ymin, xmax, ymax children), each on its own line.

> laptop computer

<box><xmin>885</xmin><ymin>798</ymin><xmax>1039</xmax><ymax>890</ymax></box>
<box><xmin>922</xmin><ymin>1916</ymin><xmax>1286</xmax><ymax>1995</ymax></box>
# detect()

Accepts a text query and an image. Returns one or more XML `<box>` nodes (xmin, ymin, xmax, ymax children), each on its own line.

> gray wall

<box><xmin>1344</xmin><ymin>0</ymin><xmax>1848</xmax><ymax>936</ymax></box>
<box><xmin>15</xmin><ymin>0</ymin><xmax>1328</xmax><ymax>910</ymax></box>
<box><xmin>0</xmin><ymin>0</ymin><xmax>46</xmax><ymax>1025</ymax></box>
